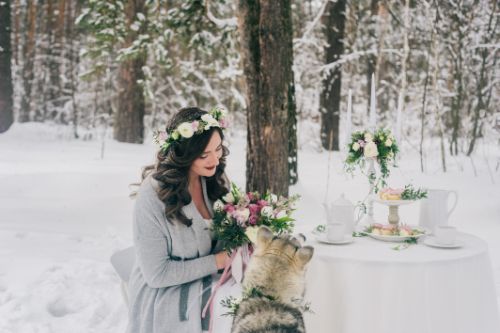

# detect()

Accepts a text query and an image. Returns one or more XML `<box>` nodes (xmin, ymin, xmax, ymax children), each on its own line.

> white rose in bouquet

<box><xmin>274</xmin><ymin>210</ymin><xmax>287</xmax><ymax>219</ymax></box>
<box><xmin>363</xmin><ymin>141</ymin><xmax>379</xmax><ymax>158</ymax></box>
<box><xmin>261</xmin><ymin>206</ymin><xmax>273</xmax><ymax>218</ymax></box>
<box><xmin>352</xmin><ymin>142</ymin><xmax>360</xmax><ymax>151</ymax></box>
<box><xmin>270</xmin><ymin>194</ymin><xmax>278</xmax><ymax>204</ymax></box>
<box><xmin>245</xmin><ymin>226</ymin><xmax>259</xmax><ymax>244</ymax></box>
<box><xmin>234</xmin><ymin>208</ymin><xmax>250</xmax><ymax>225</ymax></box>
<box><xmin>364</xmin><ymin>132</ymin><xmax>373</xmax><ymax>142</ymax></box>
<box><xmin>223</xmin><ymin>192</ymin><xmax>235</xmax><ymax>203</ymax></box>
<box><xmin>385</xmin><ymin>138</ymin><xmax>393</xmax><ymax>147</ymax></box>
<box><xmin>213</xmin><ymin>200</ymin><xmax>224</xmax><ymax>212</ymax></box>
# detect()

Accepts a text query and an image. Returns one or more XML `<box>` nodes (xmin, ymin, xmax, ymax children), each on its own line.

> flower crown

<box><xmin>154</xmin><ymin>107</ymin><xmax>228</xmax><ymax>152</ymax></box>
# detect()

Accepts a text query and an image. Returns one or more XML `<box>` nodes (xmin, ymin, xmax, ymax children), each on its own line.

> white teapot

<box><xmin>323</xmin><ymin>194</ymin><xmax>360</xmax><ymax>234</ymax></box>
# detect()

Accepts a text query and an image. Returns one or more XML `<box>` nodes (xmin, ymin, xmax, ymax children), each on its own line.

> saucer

<box><xmin>316</xmin><ymin>234</ymin><xmax>354</xmax><ymax>245</ymax></box>
<box><xmin>423</xmin><ymin>236</ymin><xmax>465</xmax><ymax>249</ymax></box>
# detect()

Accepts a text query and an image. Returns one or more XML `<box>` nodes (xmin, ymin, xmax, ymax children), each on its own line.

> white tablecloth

<box><xmin>304</xmin><ymin>233</ymin><xmax>500</xmax><ymax>333</ymax></box>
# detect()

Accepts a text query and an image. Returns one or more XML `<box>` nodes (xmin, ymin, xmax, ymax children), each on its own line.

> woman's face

<box><xmin>189</xmin><ymin>131</ymin><xmax>223</xmax><ymax>178</ymax></box>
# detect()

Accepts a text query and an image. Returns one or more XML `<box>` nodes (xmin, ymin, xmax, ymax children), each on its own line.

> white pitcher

<box><xmin>419</xmin><ymin>189</ymin><xmax>458</xmax><ymax>233</ymax></box>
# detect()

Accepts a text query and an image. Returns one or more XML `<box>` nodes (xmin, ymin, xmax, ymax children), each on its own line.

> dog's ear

<box><xmin>292</xmin><ymin>233</ymin><xmax>306</xmax><ymax>246</ymax></box>
<box><xmin>295</xmin><ymin>246</ymin><xmax>314</xmax><ymax>267</ymax></box>
<box><xmin>256</xmin><ymin>226</ymin><xmax>274</xmax><ymax>249</ymax></box>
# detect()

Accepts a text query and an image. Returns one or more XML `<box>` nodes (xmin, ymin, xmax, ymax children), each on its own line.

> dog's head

<box><xmin>242</xmin><ymin>226</ymin><xmax>314</xmax><ymax>303</ymax></box>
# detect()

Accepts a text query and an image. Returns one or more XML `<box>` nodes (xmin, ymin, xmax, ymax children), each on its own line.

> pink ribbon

<box><xmin>202</xmin><ymin>244</ymin><xmax>253</xmax><ymax>333</ymax></box>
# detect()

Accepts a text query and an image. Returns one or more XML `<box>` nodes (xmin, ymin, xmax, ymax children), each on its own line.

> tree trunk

<box><xmin>319</xmin><ymin>0</ymin><xmax>346</xmax><ymax>151</ymax></box>
<box><xmin>238</xmin><ymin>0</ymin><xmax>296</xmax><ymax>196</ymax></box>
<box><xmin>114</xmin><ymin>0</ymin><xmax>146</xmax><ymax>143</ymax></box>
<box><xmin>65</xmin><ymin>0</ymin><xmax>79</xmax><ymax>138</ymax></box>
<box><xmin>366</xmin><ymin>0</ymin><xmax>379</xmax><ymax>115</ymax></box>
<box><xmin>466</xmin><ymin>1</ymin><xmax>497</xmax><ymax>156</ymax></box>
<box><xmin>19</xmin><ymin>1</ymin><xmax>36</xmax><ymax>122</ymax></box>
<box><xmin>0</xmin><ymin>0</ymin><xmax>14</xmax><ymax>133</ymax></box>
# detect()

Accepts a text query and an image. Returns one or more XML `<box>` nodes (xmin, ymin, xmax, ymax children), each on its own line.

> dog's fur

<box><xmin>231</xmin><ymin>226</ymin><xmax>314</xmax><ymax>333</ymax></box>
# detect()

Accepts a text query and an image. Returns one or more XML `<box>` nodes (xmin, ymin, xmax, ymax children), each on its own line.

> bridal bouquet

<box><xmin>212</xmin><ymin>183</ymin><xmax>299</xmax><ymax>252</ymax></box>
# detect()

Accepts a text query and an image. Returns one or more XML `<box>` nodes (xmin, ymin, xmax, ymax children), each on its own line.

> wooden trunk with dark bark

<box><xmin>238</xmin><ymin>0</ymin><xmax>296</xmax><ymax>196</ymax></box>
<box><xmin>114</xmin><ymin>0</ymin><xmax>146</xmax><ymax>143</ymax></box>
<box><xmin>320</xmin><ymin>0</ymin><xmax>346</xmax><ymax>151</ymax></box>
<box><xmin>0</xmin><ymin>0</ymin><xmax>13</xmax><ymax>133</ymax></box>
<box><xmin>19</xmin><ymin>1</ymin><xmax>36</xmax><ymax>122</ymax></box>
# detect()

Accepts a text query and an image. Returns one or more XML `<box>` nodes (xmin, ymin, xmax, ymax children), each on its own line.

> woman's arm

<box><xmin>133</xmin><ymin>195</ymin><xmax>218</xmax><ymax>289</ymax></box>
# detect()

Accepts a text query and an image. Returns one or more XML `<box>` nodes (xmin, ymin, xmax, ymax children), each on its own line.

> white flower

<box><xmin>213</xmin><ymin>200</ymin><xmax>224</xmax><ymax>212</ymax></box>
<box><xmin>201</xmin><ymin>114</ymin><xmax>219</xmax><ymax>129</ymax></box>
<box><xmin>364</xmin><ymin>141</ymin><xmax>379</xmax><ymax>158</ymax></box>
<box><xmin>352</xmin><ymin>142</ymin><xmax>360</xmax><ymax>151</ymax></box>
<box><xmin>223</xmin><ymin>192</ymin><xmax>235</xmax><ymax>203</ymax></box>
<box><xmin>261</xmin><ymin>206</ymin><xmax>273</xmax><ymax>217</ymax></box>
<box><xmin>177</xmin><ymin>122</ymin><xmax>194</xmax><ymax>138</ymax></box>
<box><xmin>270</xmin><ymin>194</ymin><xmax>278</xmax><ymax>204</ymax></box>
<box><xmin>234</xmin><ymin>208</ymin><xmax>250</xmax><ymax>224</ymax></box>
<box><xmin>171</xmin><ymin>131</ymin><xmax>180</xmax><ymax>140</ymax></box>
<box><xmin>274</xmin><ymin>210</ymin><xmax>287</xmax><ymax>219</ymax></box>
<box><xmin>364</xmin><ymin>132</ymin><xmax>373</xmax><ymax>142</ymax></box>
<box><xmin>385</xmin><ymin>138</ymin><xmax>393</xmax><ymax>147</ymax></box>
<box><xmin>245</xmin><ymin>226</ymin><xmax>259</xmax><ymax>244</ymax></box>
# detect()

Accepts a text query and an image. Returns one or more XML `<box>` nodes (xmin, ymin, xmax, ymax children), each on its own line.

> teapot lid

<box><xmin>332</xmin><ymin>193</ymin><xmax>353</xmax><ymax>206</ymax></box>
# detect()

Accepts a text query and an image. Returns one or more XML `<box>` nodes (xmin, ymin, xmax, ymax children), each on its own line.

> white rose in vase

<box><xmin>363</xmin><ymin>141</ymin><xmax>379</xmax><ymax>158</ymax></box>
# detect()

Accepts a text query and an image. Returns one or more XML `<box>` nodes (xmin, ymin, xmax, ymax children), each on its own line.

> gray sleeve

<box><xmin>133</xmin><ymin>187</ymin><xmax>218</xmax><ymax>289</ymax></box>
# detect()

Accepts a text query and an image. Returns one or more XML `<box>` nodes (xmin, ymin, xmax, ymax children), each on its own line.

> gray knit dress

<box><xmin>126</xmin><ymin>175</ymin><xmax>219</xmax><ymax>333</ymax></box>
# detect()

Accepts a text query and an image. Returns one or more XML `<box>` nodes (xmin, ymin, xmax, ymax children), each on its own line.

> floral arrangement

<box><xmin>153</xmin><ymin>106</ymin><xmax>228</xmax><ymax>152</ymax></box>
<box><xmin>212</xmin><ymin>183</ymin><xmax>299</xmax><ymax>252</ymax></box>
<box><xmin>345</xmin><ymin>128</ymin><xmax>399</xmax><ymax>190</ymax></box>
<box><xmin>364</xmin><ymin>223</ymin><xmax>425</xmax><ymax>237</ymax></box>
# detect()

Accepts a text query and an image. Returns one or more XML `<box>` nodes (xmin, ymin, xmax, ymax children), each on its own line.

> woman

<box><xmin>126</xmin><ymin>107</ymin><xmax>233</xmax><ymax>333</ymax></box>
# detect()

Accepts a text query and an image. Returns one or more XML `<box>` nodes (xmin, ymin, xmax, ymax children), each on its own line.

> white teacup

<box><xmin>434</xmin><ymin>225</ymin><xmax>457</xmax><ymax>245</ymax></box>
<box><xmin>327</xmin><ymin>223</ymin><xmax>346</xmax><ymax>242</ymax></box>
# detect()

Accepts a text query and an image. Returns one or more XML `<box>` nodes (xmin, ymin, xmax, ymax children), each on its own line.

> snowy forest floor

<box><xmin>1</xmin><ymin>123</ymin><xmax>499</xmax><ymax>332</ymax></box>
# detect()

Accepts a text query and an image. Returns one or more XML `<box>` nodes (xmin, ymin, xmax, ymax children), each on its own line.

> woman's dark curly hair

<box><xmin>141</xmin><ymin>107</ymin><xmax>230</xmax><ymax>226</ymax></box>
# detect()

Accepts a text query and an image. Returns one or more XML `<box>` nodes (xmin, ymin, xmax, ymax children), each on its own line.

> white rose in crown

<box><xmin>223</xmin><ymin>192</ymin><xmax>235</xmax><ymax>203</ymax></box>
<box><xmin>352</xmin><ymin>142</ymin><xmax>360</xmax><ymax>151</ymax></box>
<box><xmin>364</xmin><ymin>141</ymin><xmax>379</xmax><ymax>158</ymax></box>
<box><xmin>213</xmin><ymin>200</ymin><xmax>224</xmax><ymax>212</ymax></box>
<box><xmin>177</xmin><ymin>122</ymin><xmax>194</xmax><ymax>138</ymax></box>
<box><xmin>201</xmin><ymin>114</ymin><xmax>219</xmax><ymax>129</ymax></box>
<box><xmin>364</xmin><ymin>132</ymin><xmax>373</xmax><ymax>142</ymax></box>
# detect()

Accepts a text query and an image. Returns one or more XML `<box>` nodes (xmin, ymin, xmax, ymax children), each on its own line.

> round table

<box><xmin>303</xmin><ymin>232</ymin><xmax>500</xmax><ymax>333</ymax></box>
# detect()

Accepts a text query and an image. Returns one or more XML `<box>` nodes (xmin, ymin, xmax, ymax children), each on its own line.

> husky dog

<box><xmin>231</xmin><ymin>226</ymin><xmax>314</xmax><ymax>333</ymax></box>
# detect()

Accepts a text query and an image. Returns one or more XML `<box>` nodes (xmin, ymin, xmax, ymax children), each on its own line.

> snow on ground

<box><xmin>0</xmin><ymin>123</ymin><xmax>499</xmax><ymax>332</ymax></box>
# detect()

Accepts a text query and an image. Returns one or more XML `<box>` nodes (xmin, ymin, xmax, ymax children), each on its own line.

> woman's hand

<box><xmin>214</xmin><ymin>251</ymin><xmax>231</xmax><ymax>270</ymax></box>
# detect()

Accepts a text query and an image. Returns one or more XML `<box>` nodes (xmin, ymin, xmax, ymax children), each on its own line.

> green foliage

<box><xmin>400</xmin><ymin>184</ymin><xmax>428</xmax><ymax>200</ymax></box>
